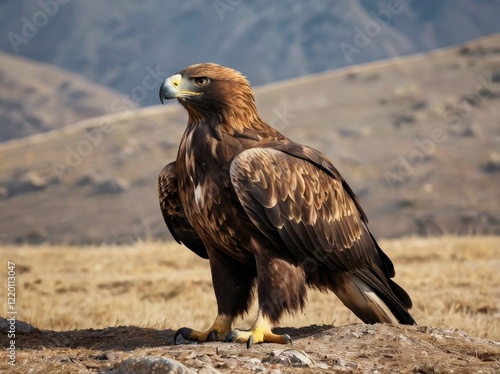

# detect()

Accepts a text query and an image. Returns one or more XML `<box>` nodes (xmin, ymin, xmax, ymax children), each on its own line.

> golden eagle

<box><xmin>158</xmin><ymin>63</ymin><xmax>415</xmax><ymax>347</ymax></box>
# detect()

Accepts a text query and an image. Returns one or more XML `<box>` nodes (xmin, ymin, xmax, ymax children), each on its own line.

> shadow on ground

<box><xmin>0</xmin><ymin>321</ymin><xmax>333</xmax><ymax>350</ymax></box>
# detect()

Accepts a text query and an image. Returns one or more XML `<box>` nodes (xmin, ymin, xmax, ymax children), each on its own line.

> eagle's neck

<box><xmin>177</xmin><ymin>115</ymin><xmax>283</xmax><ymax>181</ymax></box>
<box><xmin>185</xmin><ymin>111</ymin><xmax>285</xmax><ymax>145</ymax></box>
<box><xmin>186</xmin><ymin>108</ymin><xmax>261</xmax><ymax>136</ymax></box>
<box><xmin>181</xmin><ymin>88</ymin><xmax>281</xmax><ymax>139</ymax></box>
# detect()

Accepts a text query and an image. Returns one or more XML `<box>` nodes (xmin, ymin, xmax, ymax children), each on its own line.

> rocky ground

<box><xmin>1</xmin><ymin>320</ymin><xmax>499</xmax><ymax>373</ymax></box>
<box><xmin>1</xmin><ymin>237</ymin><xmax>499</xmax><ymax>373</ymax></box>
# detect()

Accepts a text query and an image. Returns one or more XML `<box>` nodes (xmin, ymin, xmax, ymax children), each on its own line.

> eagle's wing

<box><xmin>158</xmin><ymin>162</ymin><xmax>208</xmax><ymax>259</ymax></box>
<box><xmin>230</xmin><ymin>143</ymin><xmax>414</xmax><ymax>324</ymax></box>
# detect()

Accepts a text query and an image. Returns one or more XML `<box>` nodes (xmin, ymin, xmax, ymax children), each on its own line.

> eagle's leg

<box><xmin>174</xmin><ymin>249</ymin><xmax>255</xmax><ymax>344</ymax></box>
<box><xmin>225</xmin><ymin>256</ymin><xmax>305</xmax><ymax>347</ymax></box>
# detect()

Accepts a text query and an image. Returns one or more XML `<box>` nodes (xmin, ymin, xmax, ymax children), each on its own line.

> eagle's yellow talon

<box><xmin>223</xmin><ymin>312</ymin><xmax>293</xmax><ymax>347</ymax></box>
<box><xmin>224</xmin><ymin>327</ymin><xmax>291</xmax><ymax>347</ymax></box>
<box><xmin>173</xmin><ymin>314</ymin><xmax>233</xmax><ymax>344</ymax></box>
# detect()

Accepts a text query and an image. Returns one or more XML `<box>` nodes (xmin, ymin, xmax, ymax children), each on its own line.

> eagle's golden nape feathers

<box><xmin>158</xmin><ymin>63</ymin><xmax>415</xmax><ymax>347</ymax></box>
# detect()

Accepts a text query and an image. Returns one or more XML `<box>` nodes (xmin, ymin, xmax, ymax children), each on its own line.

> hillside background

<box><xmin>1</xmin><ymin>1</ymin><xmax>500</xmax><ymax>110</ymax></box>
<box><xmin>0</xmin><ymin>1</ymin><xmax>499</xmax><ymax>244</ymax></box>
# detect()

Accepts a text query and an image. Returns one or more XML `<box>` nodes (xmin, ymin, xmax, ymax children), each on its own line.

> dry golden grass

<box><xmin>1</xmin><ymin>236</ymin><xmax>499</xmax><ymax>341</ymax></box>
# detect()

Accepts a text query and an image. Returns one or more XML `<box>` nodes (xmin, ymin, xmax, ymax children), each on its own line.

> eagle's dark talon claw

<box><xmin>246</xmin><ymin>336</ymin><xmax>254</xmax><ymax>349</ymax></box>
<box><xmin>284</xmin><ymin>334</ymin><xmax>292</xmax><ymax>345</ymax></box>
<box><xmin>224</xmin><ymin>331</ymin><xmax>237</xmax><ymax>342</ymax></box>
<box><xmin>208</xmin><ymin>330</ymin><xmax>218</xmax><ymax>341</ymax></box>
<box><xmin>173</xmin><ymin>330</ymin><xmax>181</xmax><ymax>345</ymax></box>
<box><xmin>173</xmin><ymin>327</ymin><xmax>192</xmax><ymax>345</ymax></box>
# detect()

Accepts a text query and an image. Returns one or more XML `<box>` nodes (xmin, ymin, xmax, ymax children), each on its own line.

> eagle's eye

<box><xmin>194</xmin><ymin>77</ymin><xmax>209</xmax><ymax>87</ymax></box>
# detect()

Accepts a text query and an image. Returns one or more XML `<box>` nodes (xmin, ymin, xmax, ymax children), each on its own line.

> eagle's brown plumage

<box><xmin>158</xmin><ymin>63</ymin><xmax>415</xmax><ymax>346</ymax></box>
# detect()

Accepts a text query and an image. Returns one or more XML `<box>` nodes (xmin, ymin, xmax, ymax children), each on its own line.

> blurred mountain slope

<box><xmin>0</xmin><ymin>51</ymin><xmax>127</xmax><ymax>141</ymax></box>
<box><xmin>1</xmin><ymin>0</ymin><xmax>500</xmax><ymax>107</ymax></box>
<box><xmin>0</xmin><ymin>34</ymin><xmax>499</xmax><ymax>244</ymax></box>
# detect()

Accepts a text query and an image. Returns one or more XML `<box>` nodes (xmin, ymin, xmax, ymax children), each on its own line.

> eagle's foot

<box><xmin>224</xmin><ymin>327</ymin><xmax>292</xmax><ymax>348</ymax></box>
<box><xmin>224</xmin><ymin>311</ymin><xmax>292</xmax><ymax>348</ymax></box>
<box><xmin>173</xmin><ymin>314</ymin><xmax>232</xmax><ymax>344</ymax></box>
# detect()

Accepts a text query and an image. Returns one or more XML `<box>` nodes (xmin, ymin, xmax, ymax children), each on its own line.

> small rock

<box><xmin>399</xmin><ymin>334</ymin><xmax>411</xmax><ymax>345</ymax></box>
<box><xmin>197</xmin><ymin>365</ymin><xmax>222</xmax><ymax>374</ymax></box>
<box><xmin>410</xmin><ymin>100</ymin><xmax>428</xmax><ymax>111</ymax></box>
<box><xmin>483</xmin><ymin>152</ymin><xmax>500</xmax><ymax>172</ymax></box>
<box><xmin>92</xmin><ymin>177</ymin><xmax>129</xmax><ymax>194</ymax></box>
<box><xmin>19</xmin><ymin>170</ymin><xmax>52</xmax><ymax>189</ymax></box>
<box><xmin>218</xmin><ymin>358</ymin><xmax>238</xmax><ymax>368</ymax></box>
<box><xmin>338</xmin><ymin>126</ymin><xmax>371</xmax><ymax>138</ymax></box>
<box><xmin>74</xmin><ymin>172</ymin><xmax>104</xmax><ymax>187</ymax></box>
<box><xmin>192</xmin><ymin>354</ymin><xmax>211</xmax><ymax>367</ymax></box>
<box><xmin>491</xmin><ymin>70</ymin><xmax>500</xmax><ymax>83</ymax></box>
<box><xmin>0</xmin><ymin>318</ymin><xmax>37</xmax><ymax>334</ymax></box>
<box><xmin>247</xmin><ymin>358</ymin><xmax>261</xmax><ymax>365</ymax></box>
<box><xmin>393</xmin><ymin>112</ymin><xmax>415</xmax><ymax>127</ymax></box>
<box><xmin>243</xmin><ymin>357</ymin><xmax>265</xmax><ymax>371</ymax></box>
<box><xmin>114</xmin><ymin>356</ymin><xmax>194</xmax><ymax>374</ymax></box>
<box><xmin>264</xmin><ymin>349</ymin><xmax>314</xmax><ymax>367</ymax></box>
<box><xmin>333</xmin><ymin>354</ymin><xmax>360</xmax><ymax>369</ymax></box>
<box><xmin>93</xmin><ymin>351</ymin><xmax>117</xmax><ymax>361</ymax></box>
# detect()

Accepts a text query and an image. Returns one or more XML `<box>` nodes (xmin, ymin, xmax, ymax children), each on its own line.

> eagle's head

<box><xmin>159</xmin><ymin>63</ymin><xmax>259</xmax><ymax>127</ymax></box>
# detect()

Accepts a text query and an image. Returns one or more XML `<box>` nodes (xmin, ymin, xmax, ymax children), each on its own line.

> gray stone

<box><xmin>0</xmin><ymin>318</ymin><xmax>37</xmax><ymax>334</ymax></box>
<box><xmin>92</xmin><ymin>177</ymin><xmax>129</xmax><ymax>194</ymax></box>
<box><xmin>114</xmin><ymin>356</ymin><xmax>194</xmax><ymax>374</ymax></box>
<box><xmin>264</xmin><ymin>349</ymin><xmax>314</xmax><ymax>367</ymax></box>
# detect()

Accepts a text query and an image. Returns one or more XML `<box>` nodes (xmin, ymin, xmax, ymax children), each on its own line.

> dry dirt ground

<box><xmin>0</xmin><ymin>236</ymin><xmax>499</xmax><ymax>373</ymax></box>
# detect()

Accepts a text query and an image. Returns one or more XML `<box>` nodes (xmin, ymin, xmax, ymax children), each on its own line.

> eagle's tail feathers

<box><xmin>333</xmin><ymin>273</ymin><xmax>415</xmax><ymax>325</ymax></box>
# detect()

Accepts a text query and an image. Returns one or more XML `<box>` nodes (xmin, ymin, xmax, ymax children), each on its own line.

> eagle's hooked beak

<box><xmin>159</xmin><ymin>74</ymin><xmax>181</xmax><ymax>104</ymax></box>
<box><xmin>159</xmin><ymin>74</ymin><xmax>201</xmax><ymax>104</ymax></box>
